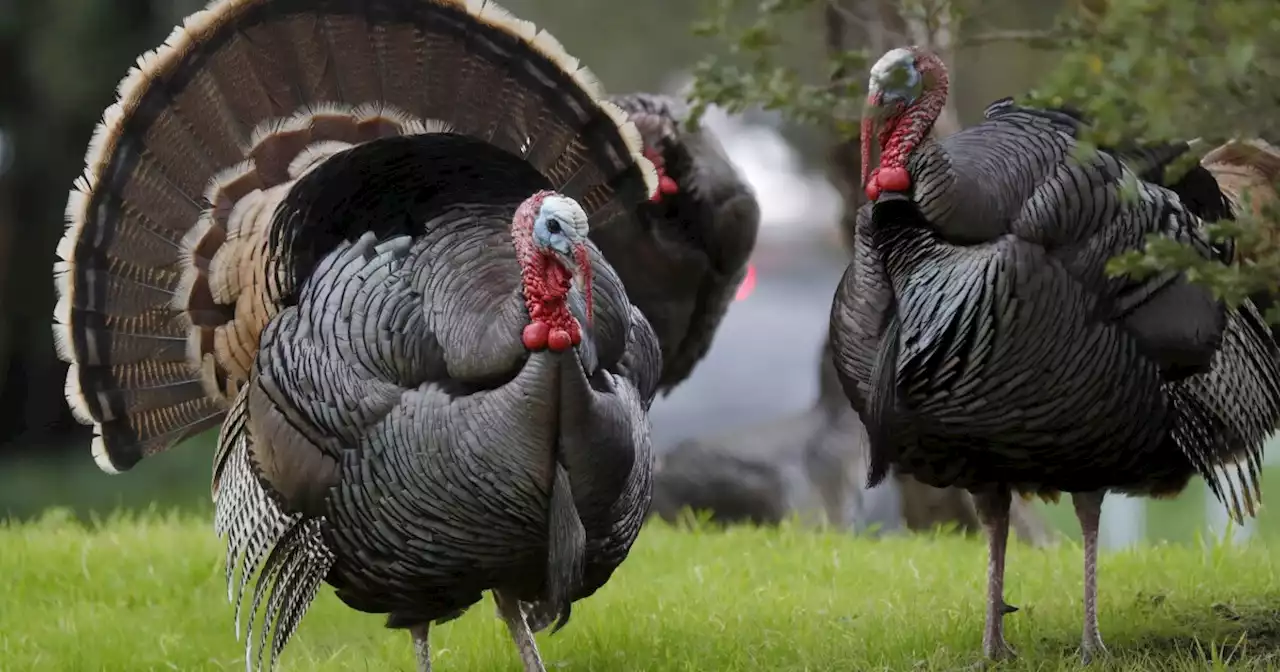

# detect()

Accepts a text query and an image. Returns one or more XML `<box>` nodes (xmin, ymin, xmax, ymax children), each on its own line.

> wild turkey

<box><xmin>830</xmin><ymin>46</ymin><xmax>1280</xmax><ymax>663</ymax></box>
<box><xmin>42</xmin><ymin>0</ymin><xmax>762</xmax><ymax>669</ymax></box>
<box><xmin>594</xmin><ymin>93</ymin><xmax>760</xmax><ymax>391</ymax></box>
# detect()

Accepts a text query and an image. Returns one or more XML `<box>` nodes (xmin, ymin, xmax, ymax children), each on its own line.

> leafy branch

<box><xmin>1030</xmin><ymin>0</ymin><xmax>1280</xmax><ymax>306</ymax></box>
<box><xmin>686</xmin><ymin>0</ymin><xmax>870</xmax><ymax>136</ymax></box>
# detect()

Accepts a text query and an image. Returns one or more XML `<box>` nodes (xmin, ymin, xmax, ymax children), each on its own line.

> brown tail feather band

<box><xmin>180</xmin><ymin>103</ymin><xmax>454</xmax><ymax>404</ymax></box>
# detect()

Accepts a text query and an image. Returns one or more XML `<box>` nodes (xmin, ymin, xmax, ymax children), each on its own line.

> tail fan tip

<box><xmin>1201</xmin><ymin>138</ymin><xmax>1280</xmax><ymax>257</ymax></box>
<box><xmin>1201</xmin><ymin>138</ymin><xmax>1280</xmax><ymax>172</ymax></box>
<box><xmin>52</xmin><ymin>0</ymin><xmax>660</xmax><ymax>475</ymax></box>
<box><xmin>1200</xmin><ymin>138</ymin><xmax>1280</xmax><ymax>210</ymax></box>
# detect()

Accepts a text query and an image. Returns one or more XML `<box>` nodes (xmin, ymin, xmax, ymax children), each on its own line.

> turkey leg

<box><xmin>1072</xmin><ymin>490</ymin><xmax>1108</xmax><ymax>664</ymax></box>
<box><xmin>973</xmin><ymin>487</ymin><xmax>1017</xmax><ymax>661</ymax></box>
<box><xmin>410</xmin><ymin>623</ymin><xmax>432</xmax><ymax>672</ymax></box>
<box><xmin>494</xmin><ymin>590</ymin><xmax>548</xmax><ymax>672</ymax></box>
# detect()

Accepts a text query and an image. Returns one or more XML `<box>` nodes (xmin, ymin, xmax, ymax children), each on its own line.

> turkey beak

<box><xmin>572</xmin><ymin>242</ymin><xmax>593</xmax><ymax>328</ymax></box>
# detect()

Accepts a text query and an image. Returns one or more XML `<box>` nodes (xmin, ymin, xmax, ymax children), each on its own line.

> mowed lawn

<box><xmin>2</xmin><ymin>512</ymin><xmax>1280</xmax><ymax>671</ymax></box>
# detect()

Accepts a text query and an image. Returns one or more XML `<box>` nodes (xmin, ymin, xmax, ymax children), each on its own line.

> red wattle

<box><xmin>878</xmin><ymin>166</ymin><xmax>911</xmax><ymax>193</ymax></box>
<box><xmin>547</xmin><ymin>328</ymin><xmax>573</xmax><ymax>352</ymax></box>
<box><xmin>522</xmin><ymin>322</ymin><xmax>550</xmax><ymax>350</ymax></box>
<box><xmin>864</xmin><ymin>165</ymin><xmax>911</xmax><ymax>201</ymax></box>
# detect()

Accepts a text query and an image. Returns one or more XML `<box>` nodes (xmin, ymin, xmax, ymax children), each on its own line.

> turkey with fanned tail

<box><xmin>43</xmin><ymin>0</ymin><xmax>762</xmax><ymax>670</ymax></box>
<box><xmin>829</xmin><ymin>46</ymin><xmax>1280</xmax><ymax>664</ymax></box>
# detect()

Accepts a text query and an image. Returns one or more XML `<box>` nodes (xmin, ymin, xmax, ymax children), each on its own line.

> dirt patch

<box><xmin>1122</xmin><ymin>599</ymin><xmax>1280</xmax><ymax>667</ymax></box>
<box><xmin>1022</xmin><ymin>595</ymin><xmax>1280</xmax><ymax>668</ymax></box>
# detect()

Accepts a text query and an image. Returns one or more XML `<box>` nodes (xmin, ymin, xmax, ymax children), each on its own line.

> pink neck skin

<box><xmin>860</xmin><ymin>48</ymin><xmax>950</xmax><ymax>201</ymax></box>
<box><xmin>511</xmin><ymin>191</ymin><xmax>592</xmax><ymax>352</ymax></box>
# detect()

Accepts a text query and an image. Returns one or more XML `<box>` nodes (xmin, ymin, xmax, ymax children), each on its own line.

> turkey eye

<box><xmin>546</xmin><ymin>219</ymin><xmax>562</xmax><ymax>234</ymax></box>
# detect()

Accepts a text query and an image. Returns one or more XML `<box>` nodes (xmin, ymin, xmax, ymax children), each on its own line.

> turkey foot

<box><xmin>410</xmin><ymin>623</ymin><xmax>432</xmax><ymax>672</ymax></box>
<box><xmin>494</xmin><ymin>589</ymin><xmax>547</xmax><ymax>672</ymax></box>
<box><xmin>1073</xmin><ymin>490</ymin><xmax>1109</xmax><ymax>665</ymax></box>
<box><xmin>973</xmin><ymin>487</ymin><xmax>1017</xmax><ymax>662</ymax></box>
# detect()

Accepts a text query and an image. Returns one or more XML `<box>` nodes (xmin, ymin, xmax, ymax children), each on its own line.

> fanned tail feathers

<box><xmin>53</xmin><ymin>0</ymin><xmax>659</xmax><ymax>474</ymax></box>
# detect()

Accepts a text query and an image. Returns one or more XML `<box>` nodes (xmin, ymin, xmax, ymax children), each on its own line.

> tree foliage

<box><xmin>686</xmin><ymin>0</ymin><xmax>1280</xmax><ymax>314</ymax></box>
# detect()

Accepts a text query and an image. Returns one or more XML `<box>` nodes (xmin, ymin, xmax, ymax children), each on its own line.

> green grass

<box><xmin>3</xmin><ymin>512</ymin><xmax>1280</xmax><ymax>671</ymax></box>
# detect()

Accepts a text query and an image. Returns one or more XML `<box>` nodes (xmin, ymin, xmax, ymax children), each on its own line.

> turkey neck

<box><xmin>862</xmin><ymin>52</ymin><xmax>1005</xmax><ymax>243</ymax></box>
<box><xmin>860</xmin><ymin>50</ymin><xmax>949</xmax><ymax>198</ymax></box>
